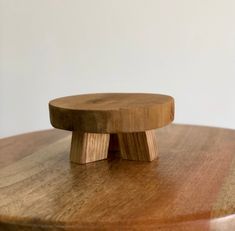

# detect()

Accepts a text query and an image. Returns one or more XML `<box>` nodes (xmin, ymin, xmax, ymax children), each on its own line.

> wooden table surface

<box><xmin>0</xmin><ymin>124</ymin><xmax>235</xmax><ymax>231</ymax></box>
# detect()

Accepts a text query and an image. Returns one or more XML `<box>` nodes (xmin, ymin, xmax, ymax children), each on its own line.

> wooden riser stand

<box><xmin>49</xmin><ymin>93</ymin><xmax>174</xmax><ymax>164</ymax></box>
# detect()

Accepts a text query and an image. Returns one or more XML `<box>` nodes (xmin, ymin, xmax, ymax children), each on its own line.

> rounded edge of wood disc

<box><xmin>49</xmin><ymin>93</ymin><xmax>174</xmax><ymax>133</ymax></box>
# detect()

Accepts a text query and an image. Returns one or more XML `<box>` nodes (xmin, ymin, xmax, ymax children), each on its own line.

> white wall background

<box><xmin>1</xmin><ymin>0</ymin><xmax>235</xmax><ymax>137</ymax></box>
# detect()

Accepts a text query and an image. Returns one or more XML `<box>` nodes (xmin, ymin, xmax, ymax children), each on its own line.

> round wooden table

<box><xmin>0</xmin><ymin>124</ymin><xmax>235</xmax><ymax>230</ymax></box>
<box><xmin>49</xmin><ymin>93</ymin><xmax>174</xmax><ymax>164</ymax></box>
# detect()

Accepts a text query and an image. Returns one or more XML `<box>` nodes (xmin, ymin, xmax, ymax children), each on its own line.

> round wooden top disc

<box><xmin>1</xmin><ymin>125</ymin><xmax>235</xmax><ymax>230</ymax></box>
<box><xmin>49</xmin><ymin>93</ymin><xmax>174</xmax><ymax>133</ymax></box>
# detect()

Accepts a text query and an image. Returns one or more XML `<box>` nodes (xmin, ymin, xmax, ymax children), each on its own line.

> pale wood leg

<box><xmin>70</xmin><ymin>131</ymin><xmax>110</xmax><ymax>164</ymax></box>
<box><xmin>118</xmin><ymin>130</ymin><xmax>158</xmax><ymax>161</ymax></box>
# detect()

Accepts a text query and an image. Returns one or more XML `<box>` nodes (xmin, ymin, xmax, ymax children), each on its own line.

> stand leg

<box><xmin>118</xmin><ymin>130</ymin><xmax>158</xmax><ymax>161</ymax></box>
<box><xmin>108</xmin><ymin>133</ymin><xmax>121</xmax><ymax>159</ymax></box>
<box><xmin>70</xmin><ymin>131</ymin><xmax>110</xmax><ymax>164</ymax></box>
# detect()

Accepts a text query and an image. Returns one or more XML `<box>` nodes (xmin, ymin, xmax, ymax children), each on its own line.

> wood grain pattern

<box><xmin>1</xmin><ymin>124</ymin><xmax>235</xmax><ymax>230</ymax></box>
<box><xmin>49</xmin><ymin>93</ymin><xmax>174</xmax><ymax>163</ymax></box>
<box><xmin>118</xmin><ymin>130</ymin><xmax>158</xmax><ymax>161</ymax></box>
<box><xmin>49</xmin><ymin>93</ymin><xmax>174</xmax><ymax>133</ymax></box>
<box><xmin>70</xmin><ymin>132</ymin><xmax>110</xmax><ymax>164</ymax></box>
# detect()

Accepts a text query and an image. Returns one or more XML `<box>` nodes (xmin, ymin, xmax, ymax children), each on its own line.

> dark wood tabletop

<box><xmin>0</xmin><ymin>124</ymin><xmax>235</xmax><ymax>230</ymax></box>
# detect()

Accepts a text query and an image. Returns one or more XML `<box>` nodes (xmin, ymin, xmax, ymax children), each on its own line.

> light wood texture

<box><xmin>49</xmin><ymin>93</ymin><xmax>174</xmax><ymax>163</ymax></box>
<box><xmin>70</xmin><ymin>131</ymin><xmax>110</xmax><ymax>164</ymax></box>
<box><xmin>1</xmin><ymin>124</ymin><xmax>235</xmax><ymax>230</ymax></box>
<box><xmin>118</xmin><ymin>130</ymin><xmax>158</xmax><ymax>161</ymax></box>
<box><xmin>49</xmin><ymin>93</ymin><xmax>174</xmax><ymax>133</ymax></box>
